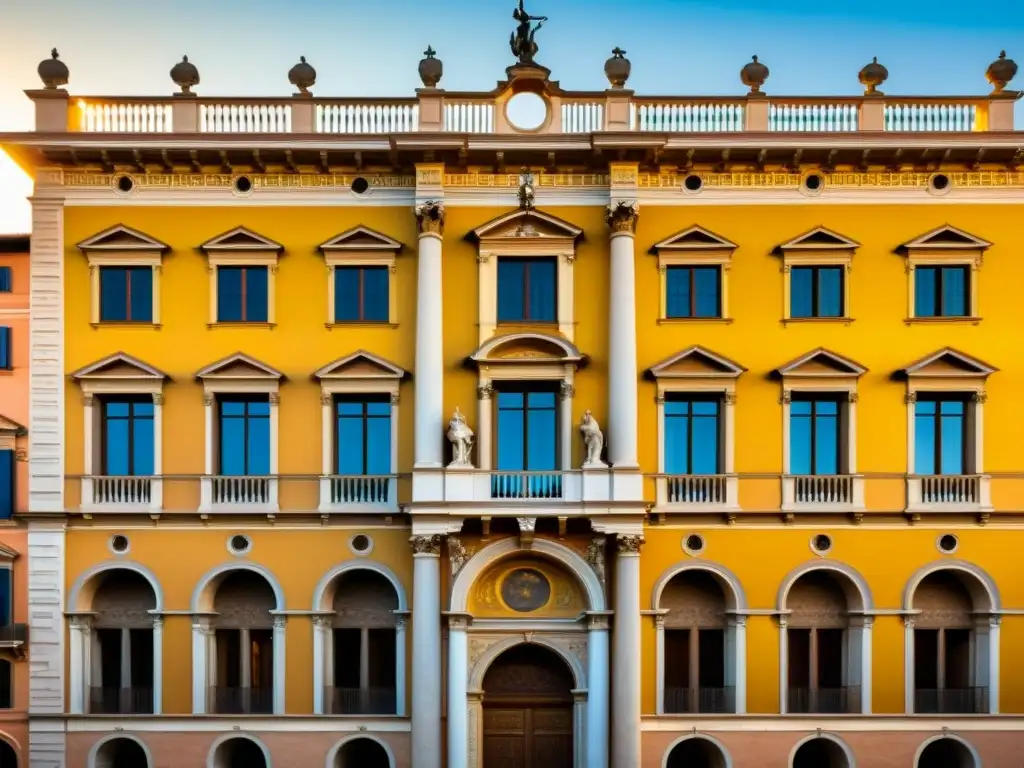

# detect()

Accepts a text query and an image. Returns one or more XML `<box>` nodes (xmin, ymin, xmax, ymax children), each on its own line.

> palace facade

<box><xmin>2</xmin><ymin>29</ymin><xmax>1024</xmax><ymax>768</ymax></box>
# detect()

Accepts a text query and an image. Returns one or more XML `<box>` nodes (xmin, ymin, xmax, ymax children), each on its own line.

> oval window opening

<box><xmin>506</xmin><ymin>92</ymin><xmax>548</xmax><ymax>131</ymax></box>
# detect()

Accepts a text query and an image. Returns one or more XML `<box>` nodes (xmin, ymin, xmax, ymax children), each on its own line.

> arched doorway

<box><xmin>482</xmin><ymin>644</ymin><xmax>574</xmax><ymax>768</ymax></box>
<box><xmin>93</xmin><ymin>737</ymin><xmax>149</xmax><ymax>768</ymax></box>
<box><xmin>0</xmin><ymin>740</ymin><xmax>16</xmax><ymax>768</ymax></box>
<box><xmin>209</xmin><ymin>736</ymin><xmax>267</xmax><ymax>768</ymax></box>
<box><xmin>792</xmin><ymin>736</ymin><xmax>850</xmax><ymax>768</ymax></box>
<box><xmin>333</xmin><ymin>737</ymin><xmax>391</xmax><ymax>768</ymax></box>
<box><xmin>665</xmin><ymin>736</ymin><xmax>728</xmax><ymax>768</ymax></box>
<box><xmin>917</xmin><ymin>737</ymin><xmax>977</xmax><ymax>768</ymax></box>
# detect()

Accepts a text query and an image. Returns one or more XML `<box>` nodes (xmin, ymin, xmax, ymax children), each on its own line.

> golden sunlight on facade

<box><xmin>1</xmin><ymin>15</ymin><xmax>1023</xmax><ymax>768</ymax></box>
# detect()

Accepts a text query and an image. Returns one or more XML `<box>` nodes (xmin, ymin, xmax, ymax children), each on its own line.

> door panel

<box><xmin>483</xmin><ymin>706</ymin><xmax>573</xmax><ymax>768</ymax></box>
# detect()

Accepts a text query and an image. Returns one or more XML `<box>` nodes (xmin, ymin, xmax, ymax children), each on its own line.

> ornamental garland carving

<box><xmin>606</xmin><ymin>200</ymin><xmax>639</xmax><ymax>234</ymax></box>
<box><xmin>415</xmin><ymin>200</ymin><xmax>445</xmax><ymax>235</ymax></box>
<box><xmin>616</xmin><ymin>534</ymin><xmax>644</xmax><ymax>554</ymax></box>
<box><xmin>448</xmin><ymin>536</ymin><xmax>473</xmax><ymax>577</ymax></box>
<box><xmin>411</xmin><ymin>534</ymin><xmax>442</xmax><ymax>556</ymax></box>
<box><xmin>585</xmin><ymin>536</ymin><xmax>606</xmax><ymax>586</ymax></box>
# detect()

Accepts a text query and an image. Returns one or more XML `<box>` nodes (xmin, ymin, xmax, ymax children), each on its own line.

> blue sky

<box><xmin>0</xmin><ymin>0</ymin><xmax>1020</xmax><ymax>232</ymax></box>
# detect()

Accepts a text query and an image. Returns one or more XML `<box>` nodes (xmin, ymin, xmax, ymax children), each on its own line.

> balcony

<box><xmin>199</xmin><ymin>475</ymin><xmax>278</xmax><ymax>514</ymax></box>
<box><xmin>663</xmin><ymin>686</ymin><xmax>735</xmax><ymax>714</ymax></box>
<box><xmin>323</xmin><ymin>686</ymin><xmax>397</xmax><ymax>715</ymax></box>
<box><xmin>318</xmin><ymin>475</ymin><xmax>398</xmax><ymax>514</ymax></box>
<box><xmin>907</xmin><ymin>474</ymin><xmax>991</xmax><ymax>514</ymax></box>
<box><xmin>914</xmin><ymin>687</ymin><xmax>988</xmax><ymax>714</ymax></box>
<box><xmin>426</xmin><ymin>469</ymin><xmax>614</xmax><ymax>506</ymax></box>
<box><xmin>782</xmin><ymin>474</ymin><xmax>865</xmax><ymax>513</ymax></box>
<box><xmin>654</xmin><ymin>475</ymin><xmax>738</xmax><ymax>513</ymax></box>
<box><xmin>788</xmin><ymin>686</ymin><xmax>861</xmax><ymax>714</ymax></box>
<box><xmin>81</xmin><ymin>475</ymin><xmax>161</xmax><ymax>514</ymax></box>
<box><xmin>88</xmin><ymin>686</ymin><xmax>154</xmax><ymax>715</ymax></box>
<box><xmin>209</xmin><ymin>685</ymin><xmax>274</xmax><ymax>715</ymax></box>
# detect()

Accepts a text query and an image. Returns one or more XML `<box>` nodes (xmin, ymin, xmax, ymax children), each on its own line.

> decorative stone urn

<box><xmin>986</xmin><ymin>51</ymin><xmax>1018</xmax><ymax>94</ymax></box>
<box><xmin>170</xmin><ymin>55</ymin><xmax>200</xmax><ymax>95</ymax></box>
<box><xmin>37</xmin><ymin>49</ymin><xmax>69</xmax><ymax>90</ymax></box>
<box><xmin>740</xmin><ymin>55</ymin><xmax>769</xmax><ymax>96</ymax></box>
<box><xmin>859</xmin><ymin>56</ymin><xmax>889</xmax><ymax>96</ymax></box>
<box><xmin>419</xmin><ymin>46</ymin><xmax>443</xmax><ymax>88</ymax></box>
<box><xmin>288</xmin><ymin>56</ymin><xmax>316</xmax><ymax>95</ymax></box>
<box><xmin>604</xmin><ymin>47</ymin><xmax>631</xmax><ymax>89</ymax></box>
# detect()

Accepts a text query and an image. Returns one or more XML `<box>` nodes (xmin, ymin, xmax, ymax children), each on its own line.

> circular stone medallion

<box><xmin>505</xmin><ymin>92</ymin><xmax>548</xmax><ymax>131</ymax></box>
<box><xmin>501</xmin><ymin>568</ymin><xmax>551</xmax><ymax>612</ymax></box>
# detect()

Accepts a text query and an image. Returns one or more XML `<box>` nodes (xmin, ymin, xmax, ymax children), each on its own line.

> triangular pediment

<box><xmin>314</xmin><ymin>351</ymin><xmax>407</xmax><ymax>380</ymax></box>
<box><xmin>899</xmin><ymin>347</ymin><xmax>996</xmax><ymax>378</ymax></box>
<box><xmin>0</xmin><ymin>415</ymin><xmax>26</xmax><ymax>435</ymax></box>
<box><xmin>0</xmin><ymin>543</ymin><xmax>18</xmax><ymax>560</ymax></box>
<box><xmin>776</xmin><ymin>227</ymin><xmax>860</xmax><ymax>252</ymax></box>
<box><xmin>77</xmin><ymin>225</ymin><xmax>169</xmax><ymax>252</ymax></box>
<box><xmin>774</xmin><ymin>348</ymin><xmax>867</xmax><ymax>378</ymax></box>
<box><xmin>70</xmin><ymin>352</ymin><xmax>170</xmax><ymax>382</ymax></box>
<box><xmin>200</xmin><ymin>227</ymin><xmax>283</xmax><ymax>252</ymax></box>
<box><xmin>900</xmin><ymin>225</ymin><xmax>991</xmax><ymax>252</ymax></box>
<box><xmin>646</xmin><ymin>346</ymin><xmax>745</xmax><ymax>379</ymax></box>
<box><xmin>468</xmin><ymin>209</ymin><xmax>583</xmax><ymax>243</ymax></box>
<box><xmin>318</xmin><ymin>226</ymin><xmax>403</xmax><ymax>253</ymax></box>
<box><xmin>651</xmin><ymin>226</ymin><xmax>737</xmax><ymax>252</ymax></box>
<box><xmin>195</xmin><ymin>353</ymin><xmax>284</xmax><ymax>380</ymax></box>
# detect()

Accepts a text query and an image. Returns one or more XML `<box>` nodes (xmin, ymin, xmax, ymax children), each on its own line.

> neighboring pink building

<box><xmin>0</xmin><ymin>234</ymin><xmax>29</xmax><ymax>765</ymax></box>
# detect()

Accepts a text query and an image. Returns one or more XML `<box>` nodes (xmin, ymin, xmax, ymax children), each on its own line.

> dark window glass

<box><xmin>0</xmin><ymin>452</ymin><xmax>12</xmax><ymax>520</ymax></box>
<box><xmin>335</xmin><ymin>395</ymin><xmax>391</xmax><ymax>475</ymax></box>
<box><xmin>217</xmin><ymin>266</ymin><xmax>268</xmax><ymax>322</ymax></box>
<box><xmin>496</xmin><ymin>389</ymin><xmax>557</xmax><ymax>470</ymax></box>
<box><xmin>664</xmin><ymin>396</ymin><xmax>721</xmax><ymax>474</ymax></box>
<box><xmin>497</xmin><ymin>257</ymin><xmax>557</xmax><ymax>323</ymax></box>
<box><xmin>102</xmin><ymin>398</ymin><xmax>155</xmax><ymax>476</ymax></box>
<box><xmin>219</xmin><ymin>397</ymin><xmax>271</xmax><ymax>475</ymax></box>
<box><xmin>665</xmin><ymin>266</ymin><xmax>721</xmax><ymax>318</ymax></box>
<box><xmin>0</xmin><ymin>569</ymin><xmax>9</xmax><ymax>626</ymax></box>
<box><xmin>0</xmin><ymin>327</ymin><xmax>10</xmax><ymax>370</ymax></box>
<box><xmin>0</xmin><ymin>267</ymin><xmax>12</xmax><ymax>292</ymax></box>
<box><xmin>914</xmin><ymin>266</ymin><xmax>969</xmax><ymax>318</ymax></box>
<box><xmin>334</xmin><ymin>266</ymin><xmax>389</xmax><ymax>322</ymax></box>
<box><xmin>0</xmin><ymin>659</ymin><xmax>10</xmax><ymax>708</ymax></box>
<box><xmin>790</xmin><ymin>266</ymin><xmax>843</xmax><ymax>318</ymax></box>
<box><xmin>915</xmin><ymin>397</ymin><xmax>966</xmax><ymax>475</ymax></box>
<box><xmin>790</xmin><ymin>396</ymin><xmax>841</xmax><ymax>475</ymax></box>
<box><xmin>99</xmin><ymin>267</ymin><xmax>153</xmax><ymax>322</ymax></box>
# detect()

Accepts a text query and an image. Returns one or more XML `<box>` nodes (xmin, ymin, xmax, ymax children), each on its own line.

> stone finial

<box><xmin>38</xmin><ymin>48</ymin><xmax>69</xmax><ymax>90</ymax></box>
<box><xmin>858</xmin><ymin>56</ymin><xmax>889</xmax><ymax>96</ymax></box>
<box><xmin>986</xmin><ymin>50</ymin><xmax>1018</xmax><ymax>95</ymax></box>
<box><xmin>170</xmin><ymin>55</ymin><xmax>200</xmax><ymax>96</ymax></box>
<box><xmin>419</xmin><ymin>46</ymin><xmax>443</xmax><ymax>88</ymax></box>
<box><xmin>740</xmin><ymin>54</ymin><xmax>769</xmax><ymax>96</ymax></box>
<box><xmin>604</xmin><ymin>47</ymin><xmax>631</xmax><ymax>89</ymax></box>
<box><xmin>288</xmin><ymin>56</ymin><xmax>317</xmax><ymax>96</ymax></box>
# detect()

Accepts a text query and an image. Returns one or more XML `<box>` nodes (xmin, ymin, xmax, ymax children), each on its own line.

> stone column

<box><xmin>587</xmin><ymin>613</ymin><xmax>610</xmax><ymax>768</ymax></box>
<box><xmin>559</xmin><ymin>382</ymin><xmax>574</xmax><ymax>470</ymax></box>
<box><xmin>988</xmin><ymin>615</ymin><xmax>1000</xmax><ymax>714</ymax></box>
<box><xmin>447</xmin><ymin>615</ymin><xmax>470</xmax><ymax>768</ymax></box>
<box><xmin>477</xmin><ymin>384</ymin><xmax>493</xmax><ymax>471</ymax></box>
<box><xmin>611</xmin><ymin>535</ymin><xmax>642</xmax><ymax>766</ymax></box>
<box><xmin>414</xmin><ymin>202</ymin><xmax>445</xmax><ymax>469</ymax></box>
<box><xmin>272</xmin><ymin>615</ymin><xmax>287</xmax><ymax>714</ymax></box>
<box><xmin>68</xmin><ymin>616</ymin><xmax>89</xmax><ymax>714</ymax></box>
<box><xmin>200</xmin><ymin>394</ymin><xmax>215</xmax><ymax>510</ymax></box>
<box><xmin>411</xmin><ymin>534</ymin><xmax>442</xmax><ymax>768</ymax></box>
<box><xmin>903</xmin><ymin>616</ymin><xmax>915</xmax><ymax>713</ymax></box>
<box><xmin>150</xmin><ymin>393</ymin><xmax>164</xmax><ymax>510</ymax></box>
<box><xmin>151</xmin><ymin>615</ymin><xmax>163</xmax><ymax>715</ymax></box>
<box><xmin>394</xmin><ymin>615</ymin><xmax>408</xmax><ymax>716</ymax></box>
<box><xmin>191</xmin><ymin>616</ymin><xmax>211</xmax><ymax>714</ymax></box>
<box><xmin>312</xmin><ymin>616</ymin><xmax>328</xmax><ymax>714</ymax></box>
<box><xmin>778</xmin><ymin>616</ymin><xmax>789</xmax><ymax>713</ymax></box>
<box><xmin>605</xmin><ymin>202</ymin><xmax>640</xmax><ymax>469</ymax></box>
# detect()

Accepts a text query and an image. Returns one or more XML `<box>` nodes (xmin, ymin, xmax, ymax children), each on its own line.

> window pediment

<box><xmin>898</xmin><ymin>348</ymin><xmax>996</xmax><ymax>380</ymax></box>
<box><xmin>200</xmin><ymin>227</ymin><xmax>283</xmax><ymax>260</ymax></box>
<box><xmin>774</xmin><ymin>348</ymin><xmax>867</xmax><ymax>380</ymax></box>
<box><xmin>899</xmin><ymin>225</ymin><xmax>991</xmax><ymax>254</ymax></box>
<box><xmin>195</xmin><ymin>352</ymin><xmax>285</xmax><ymax>382</ymax></box>
<box><xmin>71</xmin><ymin>352</ymin><xmax>170</xmax><ymax>384</ymax></box>
<box><xmin>775</xmin><ymin>227</ymin><xmax>860</xmax><ymax>254</ymax></box>
<box><xmin>468</xmin><ymin>208</ymin><xmax>583</xmax><ymax>245</ymax></box>
<box><xmin>318</xmin><ymin>226</ymin><xmax>403</xmax><ymax>255</ymax></box>
<box><xmin>0</xmin><ymin>415</ymin><xmax>26</xmax><ymax>436</ymax></box>
<box><xmin>651</xmin><ymin>226</ymin><xmax>738</xmax><ymax>253</ymax></box>
<box><xmin>646</xmin><ymin>346</ymin><xmax>745</xmax><ymax>381</ymax></box>
<box><xmin>469</xmin><ymin>332</ymin><xmax>584</xmax><ymax>367</ymax></box>
<box><xmin>314</xmin><ymin>351</ymin><xmax>407</xmax><ymax>382</ymax></box>
<box><xmin>0</xmin><ymin>542</ymin><xmax>18</xmax><ymax>561</ymax></box>
<box><xmin>77</xmin><ymin>225</ymin><xmax>170</xmax><ymax>254</ymax></box>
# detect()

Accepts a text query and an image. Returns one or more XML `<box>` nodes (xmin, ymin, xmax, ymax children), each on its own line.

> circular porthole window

<box><xmin>937</xmin><ymin>533</ymin><xmax>959</xmax><ymax>554</ymax></box>
<box><xmin>228</xmin><ymin>534</ymin><xmax>252</xmax><ymax>556</ymax></box>
<box><xmin>232</xmin><ymin>175</ymin><xmax>254</xmax><ymax>196</ymax></box>
<box><xmin>112</xmin><ymin>174</ymin><xmax>136</xmax><ymax>195</ymax></box>
<box><xmin>109</xmin><ymin>534</ymin><xmax>130</xmax><ymax>555</ymax></box>
<box><xmin>350</xmin><ymin>176</ymin><xmax>370</xmax><ymax>195</ymax></box>
<box><xmin>683</xmin><ymin>174</ymin><xmax>704</xmax><ymax>193</ymax></box>
<box><xmin>505</xmin><ymin>91</ymin><xmax>549</xmax><ymax>132</ymax></box>
<box><xmin>682</xmin><ymin>533</ymin><xmax>705</xmax><ymax>556</ymax></box>
<box><xmin>800</xmin><ymin>172</ymin><xmax>825</xmax><ymax>196</ymax></box>
<box><xmin>811</xmin><ymin>533</ymin><xmax>833</xmax><ymax>555</ymax></box>
<box><xmin>349</xmin><ymin>534</ymin><xmax>374</xmax><ymax>556</ymax></box>
<box><xmin>928</xmin><ymin>172</ymin><xmax>953</xmax><ymax>196</ymax></box>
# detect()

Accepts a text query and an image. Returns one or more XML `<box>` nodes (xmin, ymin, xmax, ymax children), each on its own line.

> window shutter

<box><xmin>334</xmin><ymin>267</ymin><xmax>360</xmax><ymax>322</ymax></box>
<box><xmin>0</xmin><ymin>267</ymin><xmax>11</xmax><ymax>292</ymax></box>
<box><xmin>99</xmin><ymin>267</ymin><xmax>129</xmax><ymax>321</ymax></box>
<box><xmin>363</xmin><ymin>267</ymin><xmax>389</xmax><ymax>322</ymax></box>
<box><xmin>0</xmin><ymin>450</ymin><xmax>13</xmax><ymax>520</ymax></box>
<box><xmin>244</xmin><ymin>267</ymin><xmax>269</xmax><ymax>322</ymax></box>
<box><xmin>129</xmin><ymin>267</ymin><xmax>154</xmax><ymax>322</ymax></box>
<box><xmin>0</xmin><ymin>327</ymin><xmax>10</xmax><ymax>370</ymax></box>
<box><xmin>217</xmin><ymin>267</ymin><xmax>244</xmax><ymax>322</ymax></box>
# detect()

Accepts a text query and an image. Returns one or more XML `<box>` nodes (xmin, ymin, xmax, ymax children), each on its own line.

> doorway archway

<box><xmin>482</xmin><ymin>644</ymin><xmax>574</xmax><ymax>768</ymax></box>
<box><xmin>791</xmin><ymin>735</ymin><xmax>852</xmax><ymax>768</ymax></box>
<box><xmin>916</xmin><ymin>736</ymin><xmax>979</xmax><ymax>768</ymax></box>
<box><xmin>664</xmin><ymin>735</ymin><xmax>730</xmax><ymax>768</ymax></box>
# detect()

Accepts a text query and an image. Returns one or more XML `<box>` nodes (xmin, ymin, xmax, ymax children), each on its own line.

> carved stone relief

<box><xmin>584</xmin><ymin>537</ymin><xmax>606</xmax><ymax>587</ymax></box>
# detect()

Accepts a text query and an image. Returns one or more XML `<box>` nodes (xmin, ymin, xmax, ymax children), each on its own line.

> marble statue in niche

<box><xmin>447</xmin><ymin>407</ymin><xmax>475</xmax><ymax>467</ymax></box>
<box><xmin>580</xmin><ymin>410</ymin><xmax>607</xmax><ymax>468</ymax></box>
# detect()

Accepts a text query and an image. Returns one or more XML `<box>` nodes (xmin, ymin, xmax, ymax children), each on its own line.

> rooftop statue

<box><xmin>510</xmin><ymin>0</ymin><xmax>547</xmax><ymax>65</ymax></box>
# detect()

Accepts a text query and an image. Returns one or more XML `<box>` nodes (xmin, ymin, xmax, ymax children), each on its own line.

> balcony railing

<box><xmin>914</xmin><ymin>687</ymin><xmax>988</xmax><ymax>714</ymax></box>
<box><xmin>210</xmin><ymin>685</ymin><xmax>274</xmax><ymax>715</ymax></box>
<box><xmin>324</xmin><ymin>685</ymin><xmax>397</xmax><ymax>715</ymax></box>
<box><xmin>663</xmin><ymin>686</ymin><xmax>735</xmax><ymax>714</ymax></box>
<box><xmin>318</xmin><ymin>475</ymin><xmax>398</xmax><ymax>513</ymax></box>
<box><xmin>491</xmin><ymin>471</ymin><xmax>563</xmax><ymax>500</ymax></box>
<box><xmin>81</xmin><ymin>475</ymin><xmax>162</xmax><ymax>512</ymax></box>
<box><xmin>788</xmin><ymin>686</ymin><xmax>861</xmax><ymax>714</ymax></box>
<box><xmin>783</xmin><ymin>474</ymin><xmax>864</xmax><ymax>512</ymax></box>
<box><xmin>908</xmin><ymin>474</ymin><xmax>991</xmax><ymax>512</ymax></box>
<box><xmin>656</xmin><ymin>474</ymin><xmax>737</xmax><ymax>511</ymax></box>
<box><xmin>430</xmin><ymin>469</ymin><xmax>614</xmax><ymax>504</ymax></box>
<box><xmin>200</xmin><ymin>475</ymin><xmax>278</xmax><ymax>513</ymax></box>
<box><xmin>88</xmin><ymin>686</ymin><xmax>154</xmax><ymax>715</ymax></box>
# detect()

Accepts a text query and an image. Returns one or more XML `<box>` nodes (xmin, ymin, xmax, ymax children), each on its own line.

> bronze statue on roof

<box><xmin>510</xmin><ymin>0</ymin><xmax>547</xmax><ymax>65</ymax></box>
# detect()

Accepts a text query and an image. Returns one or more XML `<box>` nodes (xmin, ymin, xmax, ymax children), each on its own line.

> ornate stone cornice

<box><xmin>616</xmin><ymin>534</ymin><xmax>644</xmax><ymax>554</ymax></box>
<box><xmin>606</xmin><ymin>200</ymin><xmax>639</xmax><ymax>234</ymax></box>
<box><xmin>411</xmin><ymin>534</ymin><xmax>442</xmax><ymax>556</ymax></box>
<box><xmin>415</xmin><ymin>200</ymin><xmax>445</xmax><ymax>236</ymax></box>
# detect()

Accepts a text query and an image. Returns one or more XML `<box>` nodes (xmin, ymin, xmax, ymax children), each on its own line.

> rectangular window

<box><xmin>0</xmin><ymin>450</ymin><xmax>13</xmax><ymax>520</ymax></box>
<box><xmin>666</xmin><ymin>266</ymin><xmax>721</xmax><ymax>319</ymax></box>
<box><xmin>102</xmin><ymin>398</ymin><xmax>155</xmax><ymax>476</ymax></box>
<box><xmin>497</xmin><ymin>257</ymin><xmax>557</xmax><ymax>323</ymax></box>
<box><xmin>0</xmin><ymin>267</ymin><xmax>11</xmax><ymax>292</ymax></box>
<box><xmin>914</xmin><ymin>266</ymin><xmax>969</xmax><ymax>318</ymax></box>
<box><xmin>334</xmin><ymin>266</ymin><xmax>389</xmax><ymax>323</ymax></box>
<box><xmin>791</xmin><ymin>266</ymin><xmax>843</xmax><ymax>318</ymax></box>
<box><xmin>496</xmin><ymin>388</ymin><xmax>558</xmax><ymax>471</ymax></box>
<box><xmin>217</xmin><ymin>266</ymin><xmax>269</xmax><ymax>323</ymax></box>
<box><xmin>0</xmin><ymin>568</ymin><xmax>9</xmax><ymax>626</ymax></box>
<box><xmin>914</xmin><ymin>397</ymin><xmax>967</xmax><ymax>475</ymax></box>
<box><xmin>218</xmin><ymin>396</ymin><xmax>271</xmax><ymax>475</ymax></box>
<box><xmin>0</xmin><ymin>327</ymin><xmax>11</xmax><ymax>370</ymax></box>
<box><xmin>664</xmin><ymin>395</ymin><xmax>721</xmax><ymax>474</ymax></box>
<box><xmin>790</xmin><ymin>396</ymin><xmax>841</xmax><ymax>475</ymax></box>
<box><xmin>99</xmin><ymin>266</ymin><xmax>153</xmax><ymax>322</ymax></box>
<box><xmin>335</xmin><ymin>395</ymin><xmax>391</xmax><ymax>475</ymax></box>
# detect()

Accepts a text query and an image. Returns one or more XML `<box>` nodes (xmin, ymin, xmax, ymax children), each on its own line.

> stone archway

<box><xmin>208</xmin><ymin>735</ymin><xmax>269</xmax><ymax>768</ymax></box>
<box><xmin>331</xmin><ymin>736</ymin><xmax>392</xmax><ymax>768</ymax></box>
<box><xmin>0</xmin><ymin>739</ymin><xmax>16</xmax><ymax>768</ymax></box>
<box><xmin>664</xmin><ymin>735</ymin><xmax>730</xmax><ymax>768</ymax></box>
<box><xmin>916</xmin><ymin>736</ymin><xmax>979</xmax><ymax>768</ymax></box>
<box><xmin>481</xmin><ymin>644</ymin><xmax>575</xmax><ymax>768</ymax></box>
<box><xmin>791</xmin><ymin>735</ymin><xmax>853</xmax><ymax>768</ymax></box>
<box><xmin>91</xmin><ymin>736</ymin><xmax>150</xmax><ymax>768</ymax></box>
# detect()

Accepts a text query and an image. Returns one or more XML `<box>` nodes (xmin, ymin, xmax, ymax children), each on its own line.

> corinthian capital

<box><xmin>410</xmin><ymin>534</ymin><xmax>442</xmax><ymax>556</ymax></box>
<box><xmin>415</xmin><ymin>200</ymin><xmax>445</xmax><ymax>236</ymax></box>
<box><xmin>616</xmin><ymin>534</ymin><xmax>644</xmax><ymax>554</ymax></box>
<box><xmin>606</xmin><ymin>200</ymin><xmax>639</xmax><ymax>235</ymax></box>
